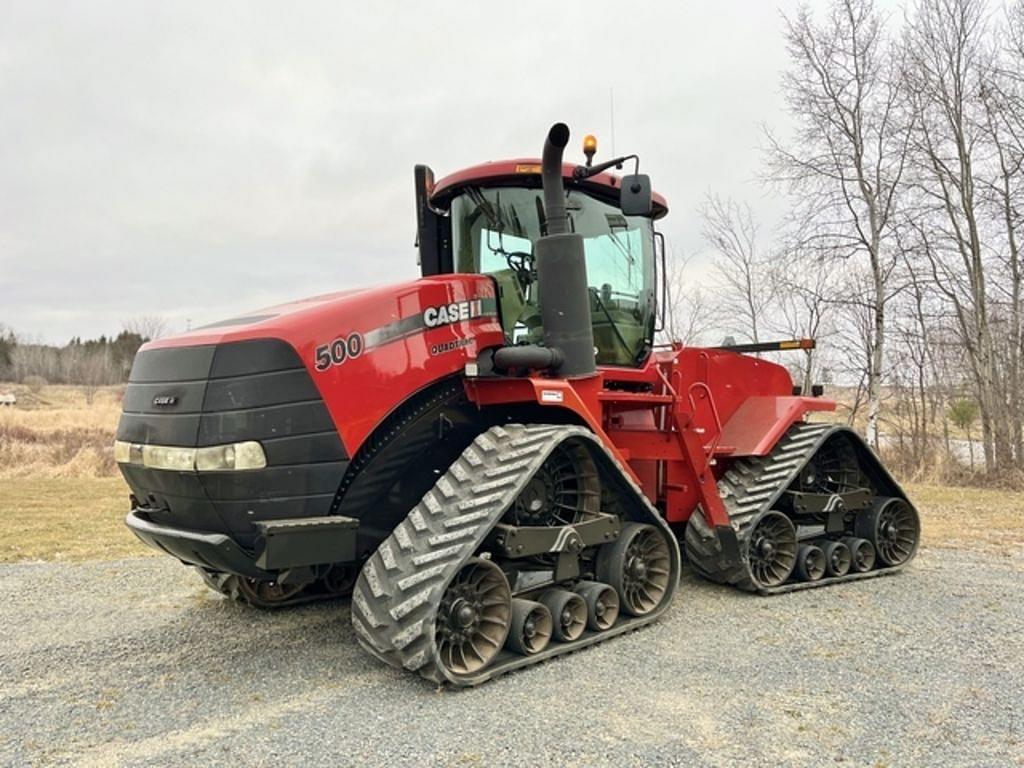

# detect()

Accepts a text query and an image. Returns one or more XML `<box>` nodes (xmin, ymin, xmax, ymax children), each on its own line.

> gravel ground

<box><xmin>1</xmin><ymin>548</ymin><xmax>1022</xmax><ymax>768</ymax></box>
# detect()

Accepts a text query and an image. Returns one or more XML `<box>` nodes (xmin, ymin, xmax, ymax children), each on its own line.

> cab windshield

<box><xmin>450</xmin><ymin>186</ymin><xmax>655</xmax><ymax>366</ymax></box>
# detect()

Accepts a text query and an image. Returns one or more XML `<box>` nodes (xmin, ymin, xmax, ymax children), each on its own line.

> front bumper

<box><xmin>126</xmin><ymin>509</ymin><xmax>359</xmax><ymax>578</ymax></box>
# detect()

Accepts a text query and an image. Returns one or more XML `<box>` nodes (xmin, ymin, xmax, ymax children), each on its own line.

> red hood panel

<box><xmin>143</xmin><ymin>275</ymin><xmax>505</xmax><ymax>453</ymax></box>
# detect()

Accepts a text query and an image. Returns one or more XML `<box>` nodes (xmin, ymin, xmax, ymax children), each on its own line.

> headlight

<box><xmin>114</xmin><ymin>440</ymin><xmax>266</xmax><ymax>472</ymax></box>
<box><xmin>113</xmin><ymin>440</ymin><xmax>132</xmax><ymax>464</ymax></box>
<box><xmin>195</xmin><ymin>441</ymin><xmax>267</xmax><ymax>471</ymax></box>
<box><xmin>142</xmin><ymin>444</ymin><xmax>197</xmax><ymax>472</ymax></box>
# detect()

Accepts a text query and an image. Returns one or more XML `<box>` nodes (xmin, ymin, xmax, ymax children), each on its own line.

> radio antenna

<box><xmin>609</xmin><ymin>88</ymin><xmax>616</xmax><ymax>157</ymax></box>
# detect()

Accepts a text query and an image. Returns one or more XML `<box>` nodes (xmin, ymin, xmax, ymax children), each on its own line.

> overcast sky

<box><xmin>1</xmin><ymin>0</ymin><xmax>841</xmax><ymax>344</ymax></box>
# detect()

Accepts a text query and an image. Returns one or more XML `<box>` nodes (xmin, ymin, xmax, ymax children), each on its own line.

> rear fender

<box><xmin>718</xmin><ymin>396</ymin><xmax>834</xmax><ymax>457</ymax></box>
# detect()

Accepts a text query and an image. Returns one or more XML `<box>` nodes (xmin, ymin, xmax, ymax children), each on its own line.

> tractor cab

<box><xmin>415</xmin><ymin>149</ymin><xmax>668</xmax><ymax>367</ymax></box>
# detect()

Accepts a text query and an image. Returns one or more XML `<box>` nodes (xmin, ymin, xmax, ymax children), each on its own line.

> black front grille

<box><xmin>117</xmin><ymin>338</ymin><xmax>348</xmax><ymax>543</ymax></box>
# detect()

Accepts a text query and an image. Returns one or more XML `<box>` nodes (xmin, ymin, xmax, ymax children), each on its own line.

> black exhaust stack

<box><xmin>535</xmin><ymin>123</ymin><xmax>596</xmax><ymax>378</ymax></box>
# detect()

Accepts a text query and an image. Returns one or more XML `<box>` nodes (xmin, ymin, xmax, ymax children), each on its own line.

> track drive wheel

<box><xmin>596</xmin><ymin>523</ymin><xmax>673</xmax><ymax>617</ymax></box>
<box><xmin>856</xmin><ymin>498</ymin><xmax>920</xmax><ymax>567</ymax></box>
<box><xmin>746</xmin><ymin>511</ymin><xmax>798</xmax><ymax>588</ymax></box>
<box><xmin>505</xmin><ymin>439</ymin><xmax>600</xmax><ymax>527</ymax></box>
<box><xmin>435</xmin><ymin>558</ymin><xmax>512</xmax><ymax>676</ymax></box>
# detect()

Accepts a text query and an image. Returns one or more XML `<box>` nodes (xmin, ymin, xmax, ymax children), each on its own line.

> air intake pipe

<box><xmin>535</xmin><ymin>123</ymin><xmax>597</xmax><ymax>378</ymax></box>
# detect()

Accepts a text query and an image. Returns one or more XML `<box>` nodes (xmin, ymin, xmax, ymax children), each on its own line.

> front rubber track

<box><xmin>350</xmin><ymin>424</ymin><xmax>681</xmax><ymax>687</ymax></box>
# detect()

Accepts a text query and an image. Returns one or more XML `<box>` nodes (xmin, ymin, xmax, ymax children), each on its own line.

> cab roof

<box><xmin>430</xmin><ymin>158</ymin><xmax>669</xmax><ymax>220</ymax></box>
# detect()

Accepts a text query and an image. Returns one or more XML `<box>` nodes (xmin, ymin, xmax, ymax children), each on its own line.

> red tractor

<box><xmin>116</xmin><ymin>124</ymin><xmax>920</xmax><ymax>685</ymax></box>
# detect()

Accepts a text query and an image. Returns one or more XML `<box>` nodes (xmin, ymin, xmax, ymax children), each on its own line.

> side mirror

<box><xmin>620</xmin><ymin>174</ymin><xmax>653</xmax><ymax>216</ymax></box>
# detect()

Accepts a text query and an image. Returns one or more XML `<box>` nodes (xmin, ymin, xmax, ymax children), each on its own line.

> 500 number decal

<box><xmin>314</xmin><ymin>332</ymin><xmax>364</xmax><ymax>371</ymax></box>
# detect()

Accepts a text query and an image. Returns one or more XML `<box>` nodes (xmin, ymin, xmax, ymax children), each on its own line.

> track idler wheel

<box><xmin>575</xmin><ymin>581</ymin><xmax>620</xmax><ymax>631</ymax></box>
<box><xmin>596</xmin><ymin>523</ymin><xmax>673</xmax><ymax>617</ymax></box>
<box><xmin>795</xmin><ymin>544</ymin><xmax>826</xmax><ymax>582</ymax></box>
<box><xmin>321</xmin><ymin>564</ymin><xmax>358</xmax><ymax>597</ymax></box>
<box><xmin>539</xmin><ymin>589</ymin><xmax>587</xmax><ymax>642</ymax></box>
<box><xmin>507</xmin><ymin>599</ymin><xmax>553</xmax><ymax>655</ymax></box>
<box><xmin>435</xmin><ymin>558</ymin><xmax>512</xmax><ymax>676</ymax></box>
<box><xmin>842</xmin><ymin>537</ymin><xmax>876</xmax><ymax>573</ymax></box>
<box><xmin>746</xmin><ymin>511</ymin><xmax>798</xmax><ymax>588</ymax></box>
<box><xmin>856</xmin><ymin>497</ymin><xmax>920</xmax><ymax>567</ymax></box>
<box><xmin>821</xmin><ymin>540</ymin><xmax>852</xmax><ymax>577</ymax></box>
<box><xmin>237</xmin><ymin>577</ymin><xmax>305</xmax><ymax>605</ymax></box>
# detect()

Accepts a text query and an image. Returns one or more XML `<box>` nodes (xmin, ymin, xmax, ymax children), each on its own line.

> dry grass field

<box><xmin>0</xmin><ymin>384</ymin><xmax>122</xmax><ymax>479</ymax></box>
<box><xmin>0</xmin><ymin>384</ymin><xmax>144</xmax><ymax>561</ymax></box>
<box><xmin>0</xmin><ymin>383</ymin><xmax>1021</xmax><ymax>564</ymax></box>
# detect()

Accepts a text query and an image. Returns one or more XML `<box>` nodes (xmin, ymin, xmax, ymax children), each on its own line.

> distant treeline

<box><xmin>0</xmin><ymin>317</ymin><xmax>166</xmax><ymax>401</ymax></box>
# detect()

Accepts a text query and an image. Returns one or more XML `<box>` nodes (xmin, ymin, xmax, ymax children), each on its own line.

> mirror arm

<box><xmin>573</xmin><ymin>154</ymin><xmax>640</xmax><ymax>180</ymax></box>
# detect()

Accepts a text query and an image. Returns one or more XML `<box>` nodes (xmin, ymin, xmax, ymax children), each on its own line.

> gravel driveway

<box><xmin>1</xmin><ymin>547</ymin><xmax>1021</xmax><ymax>767</ymax></box>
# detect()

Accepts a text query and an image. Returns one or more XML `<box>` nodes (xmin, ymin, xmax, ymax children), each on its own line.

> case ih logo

<box><xmin>313</xmin><ymin>297</ymin><xmax>497</xmax><ymax>374</ymax></box>
<box><xmin>423</xmin><ymin>299</ymin><xmax>484</xmax><ymax>329</ymax></box>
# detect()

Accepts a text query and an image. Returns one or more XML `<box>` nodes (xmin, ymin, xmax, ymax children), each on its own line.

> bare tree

<box><xmin>660</xmin><ymin>250</ymin><xmax>713</xmax><ymax>346</ymax></box>
<box><xmin>122</xmin><ymin>316</ymin><xmax>168</xmax><ymax>341</ymax></box>
<box><xmin>79</xmin><ymin>348</ymin><xmax>119</xmax><ymax>405</ymax></box>
<box><xmin>765</xmin><ymin>0</ymin><xmax>911</xmax><ymax>448</ymax></box>
<box><xmin>767</xmin><ymin>243</ymin><xmax>842</xmax><ymax>391</ymax></box>
<box><xmin>10</xmin><ymin>343</ymin><xmax>60</xmax><ymax>384</ymax></box>
<box><xmin>903</xmin><ymin>0</ymin><xmax>1009</xmax><ymax>469</ymax></box>
<box><xmin>700</xmin><ymin>194</ymin><xmax>773</xmax><ymax>344</ymax></box>
<box><xmin>978</xmin><ymin>6</ymin><xmax>1024</xmax><ymax>461</ymax></box>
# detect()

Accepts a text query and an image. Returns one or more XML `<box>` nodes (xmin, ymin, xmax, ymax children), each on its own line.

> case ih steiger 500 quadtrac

<box><xmin>116</xmin><ymin>124</ymin><xmax>920</xmax><ymax>685</ymax></box>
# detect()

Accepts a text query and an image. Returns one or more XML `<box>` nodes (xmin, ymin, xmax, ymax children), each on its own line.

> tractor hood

<box><xmin>117</xmin><ymin>273</ymin><xmax>505</xmax><ymax>545</ymax></box>
<box><xmin>129</xmin><ymin>273</ymin><xmax>505</xmax><ymax>456</ymax></box>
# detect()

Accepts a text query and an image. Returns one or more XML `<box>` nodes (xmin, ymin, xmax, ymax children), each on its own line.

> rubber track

<box><xmin>350</xmin><ymin>423</ymin><xmax>681</xmax><ymax>686</ymax></box>
<box><xmin>685</xmin><ymin>422</ymin><xmax>915</xmax><ymax>595</ymax></box>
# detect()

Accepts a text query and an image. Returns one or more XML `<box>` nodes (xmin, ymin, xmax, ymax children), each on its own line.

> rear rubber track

<box><xmin>350</xmin><ymin>423</ymin><xmax>680</xmax><ymax>686</ymax></box>
<box><xmin>685</xmin><ymin>422</ymin><xmax>916</xmax><ymax>594</ymax></box>
<box><xmin>197</xmin><ymin>568</ymin><xmax>354</xmax><ymax>609</ymax></box>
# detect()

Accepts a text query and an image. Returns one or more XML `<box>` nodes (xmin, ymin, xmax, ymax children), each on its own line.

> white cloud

<box><xmin>0</xmin><ymin>0</ymin><xmax>824</xmax><ymax>342</ymax></box>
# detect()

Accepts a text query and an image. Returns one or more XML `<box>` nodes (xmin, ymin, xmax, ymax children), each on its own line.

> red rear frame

<box><xmin>467</xmin><ymin>345</ymin><xmax>834</xmax><ymax>527</ymax></box>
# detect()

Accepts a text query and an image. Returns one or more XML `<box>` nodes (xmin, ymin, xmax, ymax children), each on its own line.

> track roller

<box><xmin>842</xmin><ymin>537</ymin><xmax>876</xmax><ymax>573</ymax></box>
<box><xmin>821</xmin><ymin>540</ymin><xmax>852</xmax><ymax>577</ymax></box>
<box><xmin>856</xmin><ymin>497</ymin><xmax>920</xmax><ymax>567</ymax></box>
<box><xmin>507</xmin><ymin>599</ymin><xmax>553</xmax><ymax>655</ymax></box>
<box><xmin>795</xmin><ymin>544</ymin><xmax>826</xmax><ymax>581</ymax></box>
<box><xmin>596</xmin><ymin>523</ymin><xmax>673</xmax><ymax>617</ymax></box>
<box><xmin>575</xmin><ymin>580</ymin><xmax>620</xmax><ymax>631</ymax></box>
<box><xmin>538</xmin><ymin>589</ymin><xmax>587</xmax><ymax>642</ymax></box>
